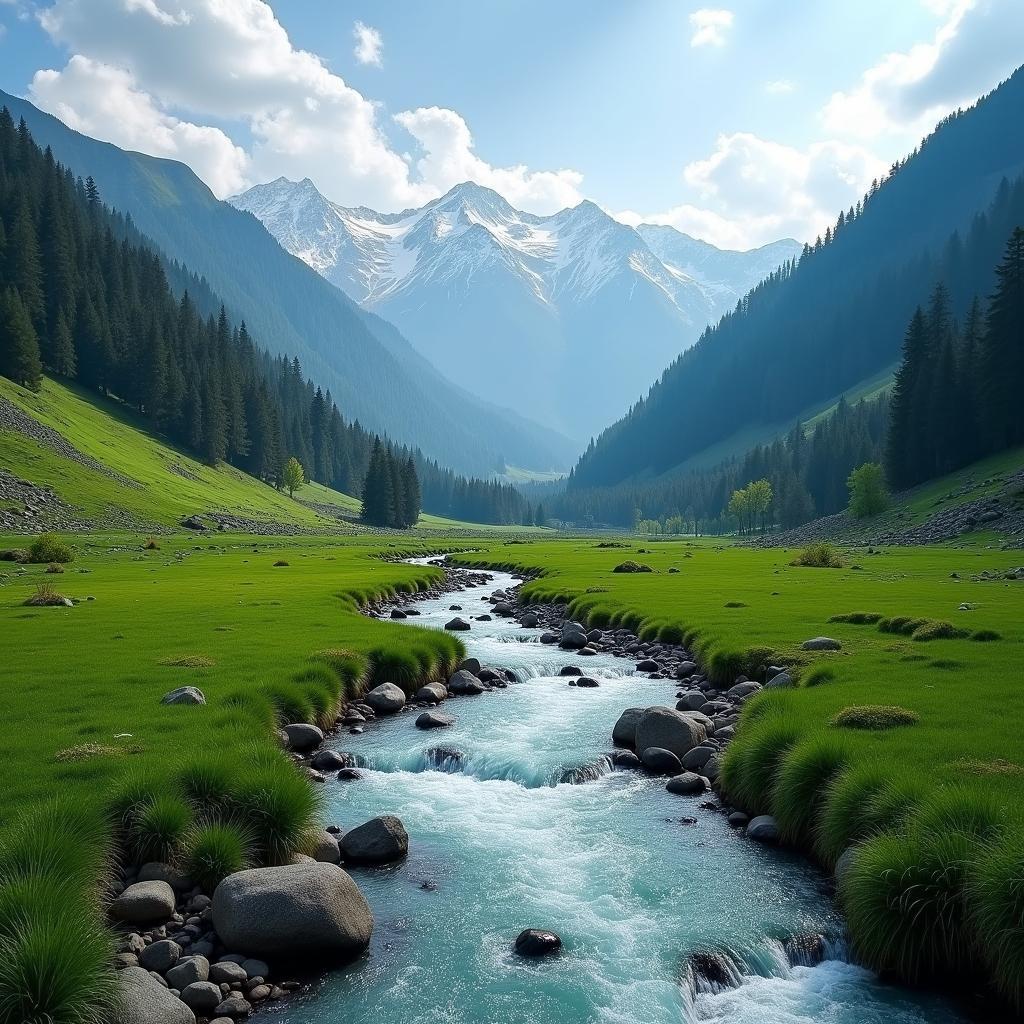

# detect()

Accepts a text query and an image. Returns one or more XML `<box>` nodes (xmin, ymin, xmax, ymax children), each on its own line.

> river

<box><xmin>271</xmin><ymin>563</ymin><xmax>964</xmax><ymax>1024</ymax></box>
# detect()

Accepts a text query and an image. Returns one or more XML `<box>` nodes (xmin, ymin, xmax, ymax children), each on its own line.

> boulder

<box><xmin>416</xmin><ymin>711</ymin><xmax>455</xmax><ymax>729</ymax></box>
<box><xmin>311</xmin><ymin>830</ymin><xmax>342</xmax><ymax>865</ymax></box>
<box><xmin>364</xmin><ymin>682</ymin><xmax>406</xmax><ymax>715</ymax></box>
<box><xmin>746</xmin><ymin>815</ymin><xmax>779</xmax><ymax>843</ymax></box>
<box><xmin>111</xmin><ymin>881</ymin><xmax>176</xmax><ymax>924</ymax></box>
<box><xmin>728</xmin><ymin>811</ymin><xmax>750</xmax><ymax>828</ymax></box>
<box><xmin>666</xmin><ymin>772</ymin><xmax>708</xmax><ymax>795</ymax></box>
<box><xmin>727</xmin><ymin>681</ymin><xmax>762</xmax><ymax>699</ymax></box>
<box><xmin>674</xmin><ymin>661</ymin><xmax>698</xmax><ymax>679</ymax></box>
<box><xmin>636</xmin><ymin>659</ymin><xmax>660</xmax><ymax>672</ymax></box>
<box><xmin>493</xmin><ymin>601</ymin><xmax>514</xmax><ymax>616</ymax></box>
<box><xmin>521</xmin><ymin>612</ymin><xmax>539</xmax><ymax>628</ymax></box>
<box><xmin>448</xmin><ymin>670</ymin><xmax>485</xmax><ymax>695</ymax></box>
<box><xmin>166</xmin><ymin>955</ymin><xmax>209</xmax><ymax>990</ymax></box>
<box><xmin>160</xmin><ymin>686</ymin><xmax>206</xmax><ymax>706</ymax></box>
<box><xmin>389</xmin><ymin>609</ymin><xmax>407</xmax><ymax>619</ymax></box>
<box><xmin>282</xmin><ymin>723</ymin><xmax>323</xmax><ymax>753</ymax></box>
<box><xmin>634</xmin><ymin>707</ymin><xmax>707</xmax><ymax>759</ymax></box>
<box><xmin>213</xmin><ymin>995</ymin><xmax>252</xmax><ymax>1017</ymax></box>
<box><xmin>138</xmin><ymin>939</ymin><xmax>181</xmax><ymax>973</ymax></box>
<box><xmin>111</xmin><ymin>967</ymin><xmax>195</xmax><ymax>1024</ymax></box>
<box><xmin>680</xmin><ymin>745</ymin><xmax>715</xmax><ymax>771</ymax></box>
<box><xmin>676</xmin><ymin>692</ymin><xmax>706</xmax><ymax>712</ymax></box>
<box><xmin>458</xmin><ymin>657</ymin><xmax>482</xmax><ymax>676</ymax></box>
<box><xmin>801</xmin><ymin>637</ymin><xmax>841</xmax><ymax>651</ymax></box>
<box><xmin>341</xmin><ymin>815</ymin><xmax>409</xmax><ymax>865</ymax></box>
<box><xmin>241</xmin><ymin>958</ymin><xmax>270</xmax><ymax>980</ymax></box>
<box><xmin>559</xmin><ymin>631</ymin><xmax>588</xmax><ymax>650</ymax></box>
<box><xmin>640</xmin><ymin>746</ymin><xmax>683</xmax><ymax>774</ymax></box>
<box><xmin>612</xmin><ymin>750</ymin><xmax>642</xmax><ymax>769</ymax></box>
<box><xmin>514</xmin><ymin>929</ymin><xmax>562</xmax><ymax>957</ymax></box>
<box><xmin>179</xmin><ymin>982</ymin><xmax>221</xmax><ymax>1015</ymax></box>
<box><xmin>445</xmin><ymin>617</ymin><xmax>471</xmax><ymax>631</ymax></box>
<box><xmin>702</xmin><ymin>754</ymin><xmax>722</xmax><ymax>783</ymax></box>
<box><xmin>575</xmin><ymin>676</ymin><xmax>600</xmax><ymax>688</ymax></box>
<box><xmin>415</xmin><ymin>682</ymin><xmax>447</xmax><ymax>704</ymax></box>
<box><xmin>311</xmin><ymin>749</ymin><xmax>348</xmax><ymax>772</ymax></box>
<box><xmin>209</xmin><ymin>961</ymin><xmax>247</xmax><ymax>985</ymax></box>
<box><xmin>558</xmin><ymin>665</ymin><xmax>582</xmax><ymax>677</ymax></box>
<box><xmin>212</xmin><ymin>862</ymin><xmax>373</xmax><ymax>962</ymax></box>
<box><xmin>539</xmin><ymin>632</ymin><xmax>558</xmax><ymax>644</ymax></box>
<box><xmin>612</xmin><ymin>707</ymin><xmax>646</xmax><ymax>748</ymax></box>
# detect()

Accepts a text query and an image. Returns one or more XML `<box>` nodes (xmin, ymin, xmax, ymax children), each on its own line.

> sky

<box><xmin>1</xmin><ymin>0</ymin><xmax>1022</xmax><ymax>249</ymax></box>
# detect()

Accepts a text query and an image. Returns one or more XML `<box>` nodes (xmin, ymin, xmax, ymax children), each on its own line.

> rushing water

<box><xmin>271</xmin><ymin>564</ymin><xmax>964</xmax><ymax>1024</ymax></box>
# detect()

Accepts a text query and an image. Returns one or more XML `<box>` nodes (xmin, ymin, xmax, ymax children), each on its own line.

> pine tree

<box><xmin>0</xmin><ymin>288</ymin><xmax>44</xmax><ymax>390</ymax></box>
<box><xmin>401</xmin><ymin>456</ymin><xmax>421</xmax><ymax>528</ymax></box>
<box><xmin>886</xmin><ymin>307</ymin><xmax>928</xmax><ymax>489</ymax></box>
<box><xmin>535</xmin><ymin>504</ymin><xmax>546</xmax><ymax>527</ymax></box>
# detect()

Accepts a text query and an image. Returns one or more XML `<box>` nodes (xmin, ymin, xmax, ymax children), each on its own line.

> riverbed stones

<box><xmin>213</xmin><ymin>994</ymin><xmax>252</xmax><ymax>1017</ymax></box>
<box><xmin>179</xmin><ymin>982</ymin><xmax>221</xmax><ymax>1014</ymax></box>
<box><xmin>680</xmin><ymin>745</ymin><xmax>716</xmax><ymax>771</ymax></box>
<box><xmin>111</xmin><ymin>880</ymin><xmax>176</xmax><ymax>923</ymax></box>
<box><xmin>514</xmin><ymin>929</ymin><xmax>562</xmax><ymax>957</ymax></box>
<box><xmin>746</xmin><ymin>815</ymin><xmax>780</xmax><ymax>843</ymax></box>
<box><xmin>416</xmin><ymin>710</ymin><xmax>455</xmax><ymax>729</ymax></box>
<box><xmin>160</xmin><ymin>686</ymin><xmax>206</xmax><ymax>706</ymax></box>
<box><xmin>674</xmin><ymin>661</ymin><xmax>698</xmax><ymax>679</ymax></box>
<box><xmin>612</xmin><ymin>750</ymin><xmax>642</xmax><ymax>769</ymax></box>
<box><xmin>311</xmin><ymin>829</ymin><xmax>342</xmax><ymax>864</ymax></box>
<box><xmin>364</xmin><ymin>682</ymin><xmax>406</xmax><ymax>715</ymax></box>
<box><xmin>282</xmin><ymin>723</ymin><xmax>323</xmax><ymax>753</ymax></box>
<box><xmin>575</xmin><ymin>676</ymin><xmax>599</xmax><ymax>688</ymax></box>
<box><xmin>765</xmin><ymin>671</ymin><xmax>795</xmax><ymax>689</ymax></box>
<box><xmin>559</xmin><ymin>630</ymin><xmax>588</xmax><ymax>650</ymax></box>
<box><xmin>166</xmin><ymin>955</ymin><xmax>209</xmax><ymax>990</ymax></box>
<box><xmin>311</xmin><ymin>749</ymin><xmax>348</xmax><ymax>772</ymax></box>
<box><xmin>111</xmin><ymin>966</ymin><xmax>196</xmax><ymax>1024</ymax></box>
<box><xmin>341</xmin><ymin>815</ymin><xmax>409</xmax><ymax>865</ymax></box>
<box><xmin>640</xmin><ymin>746</ymin><xmax>683</xmax><ymax>774</ymax></box>
<box><xmin>612</xmin><ymin>707</ymin><xmax>646</xmax><ymax>747</ymax></box>
<box><xmin>666</xmin><ymin>772</ymin><xmax>708</xmax><ymax>795</ymax></box>
<box><xmin>448</xmin><ymin>670</ymin><xmax>485</xmax><ymax>695</ymax></box>
<box><xmin>139</xmin><ymin>939</ymin><xmax>181</xmax><ymax>973</ymax></box>
<box><xmin>212</xmin><ymin>863</ymin><xmax>372</xmax><ymax>962</ymax></box>
<box><xmin>445</xmin><ymin>617</ymin><xmax>471</xmax><ymax>631</ymax></box>
<box><xmin>634</xmin><ymin>707</ymin><xmax>707</xmax><ymax>759</ymax></box>
<box><xmin>801</xmin><ymin>636</ymin><xmax>842</xmax><ymax>651</ymax></box>
<box><xmin>702</xmin><ymin>753</ymin><xmax>722</xmax><ymax>783</ymax></box>
<box><xmin>458</xmin><ymin>657</ymin><xmax>482</xmax><ymax>675</ymax></box>
<box><xmin>675</xmin><ymin>692</ymin><xmax>706</xmax><ymax>712</ymax></box>
<box><xmin>415</xmin><ymin>682</ymin><xmax>448</xmax><ymax>703</ymax></box>
<box><xmin>727</xmin><ymin>681</ymin><xmax>762</xmax><ymax>699</ymax></box>
<box><xmin>559</xmin><ymin>665</ymin><xmax>582</xmax><ymax>676</ymax></box>
<box><xmin>521</xmin><ymin>612</ymin><xmax>539</xmax><ymax>627</ymax></box>
<box><xmin>636</xmin><ymin>659</ymin><xmax>660</xmax><ymax>672</ymax></box>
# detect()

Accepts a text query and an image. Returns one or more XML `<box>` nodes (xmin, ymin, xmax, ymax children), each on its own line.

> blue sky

<box><xmin>1</xmin><ymin>0</ymin><xmax>1022</xmax><ymax>247</ymax></box>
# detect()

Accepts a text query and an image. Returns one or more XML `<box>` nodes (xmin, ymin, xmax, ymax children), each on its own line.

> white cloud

<box><xmin>764</xmin><ymin>79</ymin><xmax>795</xmax><ymax>95</ymax></box>
<box><xmin>29</xmin><ymin>0</ymin><xmax>583</xmax><ymax>212</ymax></box>
<box><xmin>353</xmin><ymin>20</ymin><xmax>382</xmax><ymax>67</ymax></box>
<box><xmin>823</xmin><ymin>0</ymin><xmax>1024</xmax><ymax>139</ymax></box>
<box><xmin>617</xmin><ymin>132</ymin><xmax>885</xmax><ymax>250</ymax></box>
<box><xmin>689</xmin><ymin>8</ymin><xmax>733</xmax><ymax>48</ymax></box>
<box><xmin>30</xmin><ymin>55</ymin><xmax>249</xmax><ymax>196</ymax></box>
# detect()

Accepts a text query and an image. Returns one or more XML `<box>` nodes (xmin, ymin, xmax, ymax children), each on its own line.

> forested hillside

<box><xmin>571</xmin><ymin>67</ymin><xmax>1024</xmax><ymax>489</ymax></box>
<box><xmin>0</xmin><ymin>90</ymin><xmax>573</xmax><ymax>477</ymax></box>
<box><xmin>0</xmin><ymin>111</ymin><xmax>530</xmax><ymax>525</ymax></box>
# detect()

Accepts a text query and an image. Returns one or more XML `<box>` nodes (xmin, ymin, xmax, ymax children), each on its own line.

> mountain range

<box><xmin>230</xmin><ymin>178</ymin><xmax>801</xmax><ymax>439</ymax></box>
<box><xmin>0</xmin><ymin>90</ymin><xmax>574</xmax><ymax>478</ymax></box>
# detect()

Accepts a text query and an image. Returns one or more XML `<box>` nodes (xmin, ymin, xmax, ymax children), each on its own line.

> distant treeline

<box><xmin>0</xmin><ymin>110</ymin><xmax>531</xmax><ymax>526</ymax></box>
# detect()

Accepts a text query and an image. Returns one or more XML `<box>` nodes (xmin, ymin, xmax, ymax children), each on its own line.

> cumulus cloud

<box><xmin>689</xmin><ymin>8</ymin><xmax>733</xmax><ymax>48</ymax></box>
<box><xmin>823</xmin><ymin>0</ymin><xmax>1024</xmax><ymax>139</ymax></box>
<box><xmin>353</xmin><ymin>21</ymin><xmax>382</xmax><ymax>67</ymax></box>
<box><xmin>764</xmin><ymin>79</ymin><xmax>795</xmax><ymax>95</ymax></box>
<box><xmin>29</xmin><ymin>0</ymin><xmax>583</xmax><ymax>212</ymax></box>
<box><xmin>617</xmin><ymin>132</ymin><xmax>885</xmax><ymax>250</ymax></box>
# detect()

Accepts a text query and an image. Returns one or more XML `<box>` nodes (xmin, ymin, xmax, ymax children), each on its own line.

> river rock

<box><xmin>389</xmin><ymin>609</ymin><xmax>407</xmax><ymax>619</ymax></box>
<box><xmin>559</xmin><ymin>631</ymin><xmax>588</xmax><ymax>650</ymax></box>
<box><xmin>514</xmin><ymin>929</ymin><xmax>562</xmax><ymax>957</ymax></box>
<box><xmin>801</xmin><ymin>636</ymin><xmax>841</xmax><ymax>651</ymax></box>
<box><xmin>559</xmin><ymin>665</ymin><xmax>582</xmax><ymax>676</ymax></box>
<box><xmin>365</xmin><ymin>682</ymin><xmax>406</xmax><ymax>715</ymax></box>
<box><xmin>179</xmin><ymin>982</ymin><xmax>220</xmax><ymax>1014</ymax></box>
<box><xmin>521</xmin><ymin>612</ymin><xmax>539</xmax><ymax>627</ymax></box>
<box><xmin>416</xmin><ymin>711</ymin><xmax>455</xmax><ymax>729</ymax></box>
<box><xmin>702</xmin><ymin>754</ymin><xmax>722</xmax><ymax>783</ymax></box>
<box><xmin>166</xmin><ymin>955</ymin><xmax>209</xmax><ymax>989</ymax></box>
<box><xmin>139</xmin><ymin>939</ymin><xmax>181</xmax><ymax>973</ymax></box>
<box><xmin>111</xmin><ymin>880</ymin><xmax>176</xmax><ymax>923</ymax></box>
<box><xmin>209</xmin><ymin>960</ymin><xmax>247</xmax><ymax>985</ymax></box>
<box><xmin>727</xmin><ymin>681</ymin><xmax>762</xmax><ymax>699</ymax></box>
<box><xmin>311</xmin><ymin>749</ymin><xmax>348</xmax><ymax>772</ymax></box>
<box><xmin>612</xmin><ymin>707</ymin><xmax>646</xmax><ymax>747</ymax></box>
<box><xmin>212</xmin><ymin>862</ymin><xmax>372</xmax><ymax>962</ymax></box>
<box><xmin>214</xmin><ymin>994</ymin><xmax>252</xmax><ymax>1017</ymax></box>
<box><xmin>160</xmin><ymin>686</ymin><xmax>206</xmax><ymax>706</ymax></box>
<box><xmin>282</xmin><ymin>723</ymin><xmax>323</xmax><ymax>753</ymax></box>
<box><xmin>575</xmin><ymin>676</ymin><xmax>599</xmax><ymax>688</ymax></box>
<box><xmin>458</xmin><ymin>657</ymin><xmax>482</xmax><ymax>675</ymax></box>
<box><xmin>676</xmin><ymin>691</ymin><xmax>706</xmax><ymax>712</ymax></box>
<box><xmin>666</xmin><ymin>772</ymin><xmax>708</xmax><ymax>795</ymax></box>
<box><xmin>540</xmin><ymin>632</ymin><xmax>558</xmax><ymax>644</ymax></box>
<box><xmin>612</xmin><ymin>750</ymin><xmax>642</xmax><ymax>769</ymax></box>
<box><xmin>493</xmin><ymin>601</ymin><xmax>514</xmax><ymax>616</ymax></box>
<box><xmin>311</xmin><ymin>829</ymin><xmax>342</xmax><ymax>864</ymax></box>
<box><xmin>341</xmin><ymin>815</ymin><xmax>409</xmax><ymax>865</ymax></box>
<box><xmin>765</xmin><ymin>671</ymin><xmax>795</xmax><ymax>689</ymax></box>
<box><xmin>640</xmin><ymin>746</ymin><xmax>683</xmax><ymax>774</ymax></box>
<box><xmin>415</xmin><ymin>682</ymin><xmax>448</xmax><ymax>703</ymax></box>
<box><xmin>448</xmin><ymin>670</ymin><xmax>485</xmax><ymax>695</ymax></box>
<box><xmin>674</xmin><ymin>661</ymin><xmax>698</xmax><ymax>679</ymax></box>
<box><xmin>680</xmin><ymin>745</ymin><xmax>716</xmax><ymax>771</ymax></box>
<box><xmin>746</xmin><ymin>815</ymin><xmax>779</xmax><ymax>843</ymax></box>
<box><xmin>634</xmin><ymin>707</ymin><xmax>707</xmax><ymax>759</ymax></box>
<box><xmin>445</xmin><ymin>617</ymin><xmax>471</xmax><ymax>631</ymax></box>
<box><xmin>111</xmin><ymin>967</ymin><xmax>196</xmax><ymax>1024</ymax></box>
<box><xmin>636</xmin><ymin>659</ymin><xmax>660</xmax><ymax>672</ymax></box>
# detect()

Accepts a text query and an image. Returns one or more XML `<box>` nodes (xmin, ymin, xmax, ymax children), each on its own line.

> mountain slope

<box><xmin>231</xmin><ymin>179</ymin><xmax>801</xmax><ymax>438</ymax></box>
<box><xmin>570</xmin><ymin>66</ymin><xmax>1024</xmax><ymax>489</ymax></box>
<box><xmin>0</xmin><ymin>91</ymin><xmax>573</xmax><ymax>476</ymax></box>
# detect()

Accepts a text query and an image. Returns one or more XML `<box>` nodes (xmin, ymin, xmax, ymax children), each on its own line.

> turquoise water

<box><xmin>271</xmin><ymin>567</ymin><xmax>964</xmax><ymax>1024</ymax></box>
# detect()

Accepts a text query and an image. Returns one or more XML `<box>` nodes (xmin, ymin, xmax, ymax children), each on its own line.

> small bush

<box><xmin>910</xmin><ymin>620</ymin><xmax>969</xmax><ymax>642</ymax></box>
<box><xmin>234</xmin><ymin>753</ymin><xmax>320</xmax><ymax>865</ymax></box>
<box><xmin>802</xmin><ymin>665</ymin><xmax>835</xmax><ymax>688</ymax></box>
<box><xmin>791</xmin><ymin>543</ymin><xmax>843</xmax><ymax>568</ymax></box>
<box><xmin>773</xmin><ymin>734</ymin><xmax>853</xmax><ymax>847</ymax></box>
<box><xmin>23</xmin><ymin>583</ymin><xmax>68</xmax><ymax>607</ymax></box>
<box><xmin>0</xmin><ymin>548</ymin><xmax>29</xmax><ymax>563</ymax></box>
<box><xmin>182</xmin><ymin>820</ymin><xmax>253</xmax><ymax>891</ymax></box>
<box><xmin>27</xmin><ymin>533</ymin><xmax>74</xmax><ymax>565</ymax></box>
<box><xmin>143</xmin><ymin>536</ymin><xmax>160</xmax><ymax>550</ymax></box>
<box><xmin>832</xmin><ymin>705</ymin><xmax>919</xmax><ymax>730</ymax></box>
<box><xmin>611</xmin><ymin>560</ymin><xmax>653</xmax><ymax>574</ymax></box>
<box><xmin>273</xmin><ymin>560</ymin><xmax>290</xmax><ymax>567</ymax></box>
<box><xmin>828</xmin><ymin>611</ymin><xmax>882</xmax><ymax>624</ymax></box>
<box><xmin>44</xmin><ymin>562</ymin><xmax>64</xmax><ymax>575</ymax></box>
<box><xmin>158</xmin><ymin>654</ymin><xmax>216</xmax><ymax>668</ymax></box>
<box><xmin>972</xmin><ymin>629</ymin><xmax>1002</xmax><ymax>642</ymax></box>
<box><xmin>127</xmin><ymin>794</ymin><xmax>194</xmax><ymax>863</ymax></box>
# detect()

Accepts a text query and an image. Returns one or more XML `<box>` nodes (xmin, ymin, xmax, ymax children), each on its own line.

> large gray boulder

<box><xmin>666</xmin><ymin>772</ymin><xmax>708</xmax><ymax>795</ymax></box>
<box><xmin>445</xmin><ymin>617</ymin><xmax>471</xmax><ymax>631</ymax></box>
<box><xmin>311</xmin><ymin>829</ymin><xmax>341</xmax><ymax>864</ymax></box>
<box><xmin>160</xmin><ymin>686</ymin><xmax>205</xmax><ymax>706</ymax></box>
<box><xmin>138</xmin><ymin>938</ymin><xmax>180</xmax><ymax>973</ymax></box>
<box><xmin>110</xmin><ymin>880</ymin><xmax>176</xmax><ymax>923</ymax></box>
<box><xmin>283</xmin><ymin>723</ymin><xmax>323</xmax><ymax>752</ymax></box>
<box><xmin>612</xmin><ymin>707</ymin><xmax>646</xmax><ymax>747</ymax></box>
<box><xmin>634</xmin><ymin>707</ymin><xmax>707</xmax><ymax>759</ymax></box>
<box><xmin>212</xmin><ymin>862</ymin><xmax>372</xmax><ymax>962</ymax></box>
<box><xmin>179</xmin><ymin>982</ymin><xmax>221</xmax><ymax>1015</ymax></box>
<box><xmin>746</xmin><ymin>815</ymin><xmax>779</xmax><ymax>843</ymax></box>
<box><xmin>640</xmin><ymin>747</ymin><xmax>682</xmax><ymax>774</ymax></box>
<box><xmin>111</xmin><ymin>967</ymin><xmax>195</xmax><ymax>1024</ymax></box>
<box><xmin>416</xmin><ymin>711</ymin><xmax>455</xmax><ymax>729</ymax></box>
<box><xmin>364</xmin><ymin>682</ymin><xmax>406</xmax><ymax>715</ymax></box>
<box><xmin>448</xmin><ymin>670</ymin><xmax>485</xmax><ymax>695</ymax></box>
<box><xmin>341</xmin><ymin>815</ymin><xmax>409</xmax><ymax>865</ymax></box>
<box><xmin>166</xmin><ymin>955</ymin><xmax>209</xmax><ymax>990</ymax></box>
<box><xmin>415</xmin><ymin>682</ymin><xmax>447</xmax><ymax>704</ymax></box>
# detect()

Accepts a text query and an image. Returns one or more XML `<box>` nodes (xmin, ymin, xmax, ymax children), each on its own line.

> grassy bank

<box><xmin>0</xmin><ymin>532</ymin><xmax>467</xmax><ymax>1023</ymax></box>
<box><xmin>452</xmin><ymin>537</ymin><xmax>1024</xmax><ymax>1009</ymax></box>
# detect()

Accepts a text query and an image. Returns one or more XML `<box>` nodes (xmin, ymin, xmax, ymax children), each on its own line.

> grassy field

<box><xmin>452</xmin><ymin>536</ymin><xmax>1024</xmax><ymax>1009</ymax></box>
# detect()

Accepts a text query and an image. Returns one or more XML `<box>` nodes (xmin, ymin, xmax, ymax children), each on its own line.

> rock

<box><xmin>702</xmin><ymin>754</ymin><xmax>722</xmax><ymax>783</ymax></box>
<box><xmin>341</xmin><ymin>815</ymin><xmax>409</xmax><ymax>865</ymax></box>
<box><xmin>447</xmin><ymin>670</ymin><xmax>485</xmax><ymax>695</ymax></box>
<box><xmin>575</xmin><ymin>676</ymin><xmax>599</xmax><ymax>688</ymax></box>
<box><xmin>666</xmin><ymin>772</ymin><xmax>708</xmax><ymax>795</ymax></box>
<box><xmin>478</xmin><ymin>667</ymin><xmax>504</xmax><ymax>683</ymax></box>
<box><xmin>209</xmin><ymin>960</ymin><xmax>248</xmax><ymax>985</ymax></box>
<box><xmin>558</xmin><ymin>665</ymin><xmax>582</xmax><ymax>677</ymax></box>
<box><xmin>458</xmin><ymin>657</ymin><xmax>482</xmax><ymax>676</ymax></box>
<box><xmin>493</xmin><ymin>601</ymin><xmax>514</xmax><ymax>616</ymax></box>
<box><xmin>111</xmin><ymin>881</ymin><xmax>176</xmax><ymax>923</ymax></box>
<box><xmin>166</xmin><ymin>956</ymin><xmax>209</xmax><ymax>990</ymax></box>
<box><xmin>416</xmin><ymin>711</ymin><xmax>455</xmax><ymax>729</ymax></box>
<box><xmin>445</xmin><ymin>617</ymin><xmax>471</xmax><ymax>631</ymax></box>
<box><xmin>514</xmin><ymin>929</ymin><xmax>562</xmax><ymax>957</ymax></box>
<box><xmin>636</xmin><ymin>659</ymin><xmax>660</xmax><ymax>672</ymax></box>
<box><xmin>680</xmin><ymin>745</ymin><xmax>715</xmax><ymax>771</ymax></box>
<box><xmin>521</xmin><ymin>612</ymin><xmax>539</xmax><ymax>627</ymax></box>
<box><xmin>160</xmin><ymin>686</ymin><xmax>206</xmax><ymax>706</ymax></box>
<box><xmin>764</xmin><ymin>671</ymin><xmax>795</xmax><ymax>689</ymax></box>
<box><xmin>674</xmin><ymin>661</ymin><xmax>698</xmax><ymax>679</ymax></box>
<box><xmin>634</xmin><ymin>707</ymin><xmax>707</xmax><ymax>759</ymax></box>
<box><xmin>139</xmin><ymin>939</ymin><xmax>181</xmax><ymax>973</ymax></box>
<box><xmin>213</xmin><ymin>994</ymin><xmax>252</xmax><ymax>1017</ymax></box>
<box><xmin>559</xmin><ymin>631</ymin><xmax>588</xmax><ymax>650</ymax></box>
<box><xmin>310</xmin><ymin>749</ymin><xmax>348</xmax><ymax>772</ymax></box>
<box><xmin>539</xmin><ymin>632</ymin><xmax>558</xmax><ymax>644</ymax></box>
<box><xmin>181</xmin><ymin>515</ymin><xmax>206</xmax><ymax>531</ymax></box>
<box><xmin>612</xmin><ymin>707</ymin><xmax>646</xmax><ymax>747</ymax></box>
<box><xmin>476</xmin><ymin>614</ymin><xmax>493</xmax><ymax>622</ymax></box>
<box><xmin>364</xmin><ymin>682</ymin><xmax>406</xmax><ymax>715</ymax></box>
<box><xmin>179</xmin><ymin>981</ymin><xmax>221</xmax><ymax>1015</ymax></box>
<box><xmin>801</xmin><ymin>637</ymin><xmax>842</xmax><ymax>651</ymax></box>
<box><xmin>611</xmin><ymin>750</ymin><xmax>642</xmax><ymax>769</ymax></box>
<box><xmin>389</xmin><ymin>609</ymin><xmax>407</xmax><ymax>619</ymax></box>
<box><xmin>240</xmin><ymin>958</ymin><xmax>270</xmax><ymax>980</ymax></box>
<box><xmin>746</xmin><ymin>815</ymin><xmax>779</xmax><ymax>843</ymax></box>
<box><xmin>111</xmin><ymin>967</ymin><xmax>196</xmax><ymax>1024</ymax></box>
<box><xmin>282</xmin><ymin>723</ymin><xmax>323</xmax><ymax>753</ymax></box>
<box><xmin>727</xmin><ymin>681</ymin><xmax>762</xmax><ymax>699</ymax></box>
<box><xmin>415</xmin><ymin>682</ymin><xmax>448</xmax><ymax>704</ymax></box>
<box><xmin>336</xmin><ymin>767</ymin><xmax>363</xmax><ymax>781</ymax></box>
<box><xmin>676</xmin><ymin>692</ymin><xmax>706</xmax><ymax>712</ymax></box>
<box><xmin>728</xmin><ymin>811</ymin><xmax>749</xmax><ymax>828</ymax></box>
<box><xmin>213</xmin><ymin>863</ymin><xmax>372</xmax><ymax>963</ymax></box>
<box><xmin>640</xmin><ymin>746</ymin><xmax>683</xmax><ymax>774</ymax></box>
<box><xmin>311</xmin><ymin>830</ymin><xmax>342</xmax><ymax>865</ymax></box>
<box><xmin>138</xmin><ymin>862</ymin><xmax>192</xmax><ymax>891</ymax></box>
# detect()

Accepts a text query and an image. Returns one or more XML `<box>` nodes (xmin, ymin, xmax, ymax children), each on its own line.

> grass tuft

<box><xmin>182</xmin><ymin>820</ymin><xmax>254</xmax><ymax>891</ymax></box>
<box><xmin>23</xmin><ymin>583</ymin><xmax>68</xmax><ymax>607</ymax></box>
<box><xmin>772</xmin><ymin>734</ymin><xmax>854</xmax><ymax>847</ymax></box>
<box><xmin>791</xmin><ymin>542</ymin><xmax>844</xmax><ymax>568</ymax></box>
<box><xmin>158</xmin><ymin>654</ymin><xmax>216</xmax><ymax>668</ymax></box>
<box><xmin>828</xmin><ymin>611</ymin><xmax>883</xmax><ymax>624</ymax></box>
<box><xmin>832</xmin><ymin>705</ymin><xmax>919</xmax><ymax>730</ymax></box>
<box><xmin>126</xmin><ymin>794</ymin><xmax>194</xmax><ymax>864</ymax></box>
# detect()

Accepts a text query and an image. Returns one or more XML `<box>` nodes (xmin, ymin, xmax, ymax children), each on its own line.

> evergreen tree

<box><xmin>0</xmin><ymin>288</ymin><xmax>43</xmax><ymax>390</ymax></box>
<box><xmin>400</xmin><ymin>456</ymin><xmax>421</xmax><ymax>528</ymax></box>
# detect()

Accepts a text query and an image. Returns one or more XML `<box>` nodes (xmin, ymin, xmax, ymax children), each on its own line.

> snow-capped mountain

<box><xmin>231</xmin><ymin>178</ymin><xmax>801</xmax><ymax>438</ymax></box>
